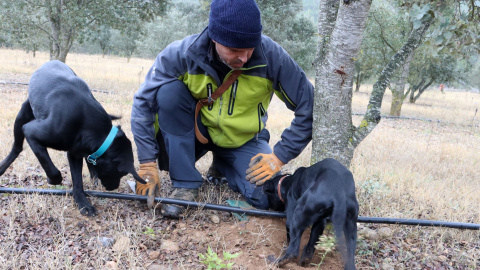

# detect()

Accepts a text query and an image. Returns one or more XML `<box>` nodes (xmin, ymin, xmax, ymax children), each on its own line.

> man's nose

<box><xmin>237</xmin><ymin>51</ymin><xmax>249</xmax><ymax>63</ymax></box>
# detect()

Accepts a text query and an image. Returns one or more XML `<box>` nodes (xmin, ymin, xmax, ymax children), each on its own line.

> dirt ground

<box><xmin>0</xmin><ymin>167</ymin><xmax>347</xmax><ymax>269</ymax></box>
<box><xmin>0</xmin><ymin>73</ymin><xmax>348</xmax><ymax>270</ymax></box>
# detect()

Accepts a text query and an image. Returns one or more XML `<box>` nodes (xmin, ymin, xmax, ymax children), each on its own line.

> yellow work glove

<box><xmin>135</xmin><ymin>161</ymin><xmax>160</xmax><ymax>208</ymax></box>
<box><xmin>246</xmin><ymin>153</ymin><xmax>284</xmax><ymax>186</ymax></box>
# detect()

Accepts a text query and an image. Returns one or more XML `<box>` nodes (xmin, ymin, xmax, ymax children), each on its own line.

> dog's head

<box><xmin>87</xmin><ymin>127</ymin><xmax>145</xmax><ymax>190</ymax></box>
<box><xmin>262</xmin><ymin>173</ymin><xmax>286</xmax><ymax>211</ymax></box>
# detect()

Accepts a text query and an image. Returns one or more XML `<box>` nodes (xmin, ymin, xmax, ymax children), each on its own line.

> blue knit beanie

<box><xmin>208</xmin><ymin>0</ymin><xmax>263</xmax><ymax>49</ymax></box>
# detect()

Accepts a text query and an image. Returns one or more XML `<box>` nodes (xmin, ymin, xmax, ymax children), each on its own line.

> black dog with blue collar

<box><xmin>0</xmin><ymin>60</ymin><xmax>146</xmax><ymax>216</ymax></box>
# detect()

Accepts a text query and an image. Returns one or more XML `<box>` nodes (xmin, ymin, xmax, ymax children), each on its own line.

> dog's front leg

<box><xmin>68</xmin><ymin>153</ymin><xmax>97</xmax><ymax>216</ymax></box>
<box><xmin>23</xmin><ymin>122</ymin><xmax>62</xmax><ymax>185</ymax></box>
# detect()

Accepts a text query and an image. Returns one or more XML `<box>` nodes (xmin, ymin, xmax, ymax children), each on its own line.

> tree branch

<box><xmin>372</xmin><ymin>12</ymin><xmax>396</xmax><ymax>51</ymax></box>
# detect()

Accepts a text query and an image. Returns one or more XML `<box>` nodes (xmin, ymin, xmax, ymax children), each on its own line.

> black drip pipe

<box><xmin>0</xmin><ymin>187</ymin><xmax>479</xmax><ymax>230</ymax></box>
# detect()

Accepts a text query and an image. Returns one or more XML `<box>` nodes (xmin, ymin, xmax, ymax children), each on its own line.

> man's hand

<box><xmin>246</xmin><ymin>153</ymin><xmax>284</xmax><ymax>185</ymax></box>
<box><xmin>135</xmin><ymin>161</ymin><xmax>161</xmax><ymax>208</ymax></box>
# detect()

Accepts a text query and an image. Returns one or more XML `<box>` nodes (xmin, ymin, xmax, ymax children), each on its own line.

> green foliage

<box><xmin>359</xmin><ymin>176</ymin><xmax>390</xmax><ymax>202</ymax></box>
<box><xmin>357</xmin><ymin>0</ymin><xmax>480</xmax><ymax>94</ymax></box>
<box><xmin>198</xmin><ymin>246</ymin><xmax>241</xmax><ymax>270</ymax></box>
<box><xmin>137</xmin><ymin>0</ymin><xmax>209</xmax><ymax>58</ymax></box>
<box><xmin>0</xmin><ymin>0</ymin><xmax>167</xmax><ymax>61</ymax></box>
<box><xmin>143</xmin><ymin>226</ymin><xmax>156</xmax><ymax>237</ymax></box>
<box><xmin>406</xmin><ymin>0</ymin><xmax>479</xmax><ymax>62</ymax></box>
<box><xmin>258</xmin><ymin>0</ymin><xmax>316</xmax><ymax>75</ymax></box>
<box><xmin>313</xmin><ymin>231</ymin><xmax>336</xmax><ymax>269</ymax></box>
<box><xmin>356</xmin><ymin>0</ymin><xmax>410</xmax><ymax>85</ymax></box>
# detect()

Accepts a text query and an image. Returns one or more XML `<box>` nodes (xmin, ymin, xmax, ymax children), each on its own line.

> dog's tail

<box><xmin>331</xmin><ymin>196</ymin><xmax>357</xmax><ymax>270</ymax></box>
<box><xmin>0</xmin><ymin>101</ymin><xmax>34</xmax><ymax>175</ymax></box>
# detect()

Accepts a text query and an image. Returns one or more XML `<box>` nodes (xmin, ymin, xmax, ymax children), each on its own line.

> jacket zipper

<box><xmin>228</xmin><ymin>80</ymin><xmax>238</xmax><ymax>115</ymax></box>
<box><xmin>257</xmin><ymin>103</ymin><xmax>265</xmax><ymax>133</ymax></box>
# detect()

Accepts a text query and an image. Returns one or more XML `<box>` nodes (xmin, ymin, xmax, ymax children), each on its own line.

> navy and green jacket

<box><xmin>131</xmin><ymin>27</ymin><xmax>313</xmax><ymax>164</ymax></box>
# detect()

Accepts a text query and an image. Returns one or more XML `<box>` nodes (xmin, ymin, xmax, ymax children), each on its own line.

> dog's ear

<box><xmin>130</xmin><ymin>169</ymin><xmax>147</xmax><ymax>184</ymax></box>
<box><xmin>117</xmin><ymin>159</ymin><xmax>147</xmax><ymax>184</ymax></box>
<box><xmin>263</xmin><ymin>176</ymin><xmax>280</xmax><ymax>195</ymax></box>
<box><xmin>262</xmin><ymin>180</ymin><xmax>275</xmax><ymax>194</ymax></box>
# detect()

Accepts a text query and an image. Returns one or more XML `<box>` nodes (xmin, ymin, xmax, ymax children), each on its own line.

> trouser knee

<box><xmin>244</xmin><ymin>186</ymin><xmax>269</xmax><ymax>210</ymax></box>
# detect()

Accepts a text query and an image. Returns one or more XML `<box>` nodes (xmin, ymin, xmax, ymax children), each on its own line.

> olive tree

<box><xmin>0</xmin><ymin>0</ymin><xmax>167</xmax><ymax>63</ymax></box>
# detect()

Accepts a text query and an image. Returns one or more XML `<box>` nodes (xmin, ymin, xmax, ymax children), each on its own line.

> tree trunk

<box><xmin>409</xmin><ymin>78</ymin><xmax>425</xmax><ymax>103</ymax></box>
<box><xmin>354</xmin><ymin>72</ymin><xmax>361</xmax><ymax>92</ymax></box>
<box><xmin>313</xmin><ymin>0</ymin><xmax>339</xmax><ymax>71</ymax></box>
<box><xmin>48</xmin><ymin>2</ymin><xmax>75</xmax><ymax>63</ymax></box>
<box><xmin>352</xmin><ymin>20</ymin><xmax>431</xmax><ymax>148</ymax></box>
<box><xmin>413</xmin><ymin>78</ymin><xmax>434</xmax><ymax>102</ymax></box>
<box><xmin>389</xmin><ymin>52</ymin><xmax>414</xmax><ymax>116</ymax></box>
<box><xmin>312</xmin><ymin>0</ymin><xmax>372</xmax><ymax>168</ymax></box>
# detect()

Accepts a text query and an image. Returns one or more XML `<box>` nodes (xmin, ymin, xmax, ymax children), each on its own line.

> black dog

<box><xmin>0</xmin><ymin>60</ymin><xmax>146</xmax><ymax>216</ymax></box>
<box><xmin>263</xmin><ymin>158</ymin><xmax>359</xmax><ymax>269</ymax></box>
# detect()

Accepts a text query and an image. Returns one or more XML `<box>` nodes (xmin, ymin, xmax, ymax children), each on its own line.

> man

<box><xmin>131</xmin><ymin>0</ymin><xmax>313</xmax><ymax>218</ymax></box>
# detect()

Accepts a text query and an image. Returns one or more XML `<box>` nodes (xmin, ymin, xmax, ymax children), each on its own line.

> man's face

<box><xmin>213</xmin><ymin>40</ymin><xmax>255</xmax><ymax>70</ymax></box>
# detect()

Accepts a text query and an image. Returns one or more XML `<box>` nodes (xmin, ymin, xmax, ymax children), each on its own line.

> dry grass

<box><xmin>1</xmin><ymin>48</ymin><xmax>480</xmax><ymax>269</ymax></box>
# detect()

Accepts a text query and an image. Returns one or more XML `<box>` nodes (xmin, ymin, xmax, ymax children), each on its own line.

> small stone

<box><xmin>360</xmin><ymin>228</ymin><xmax>378</xmax><ymax>241</ymax></box>
<box><xmin>378</xmin><ymin>227</ymin><xmax>393</xmax><ymax>239</ymax></box>
<box><xmin>99</xmin><ymin>237</ymin><xmax>114</xmax><ymax>247</ymax></box>
<box><xmin>112</xmin><ymin>236</ymin><xmax>130</xmax><ymax>252</ymax></box>
<box><xmin>437</xmin><ymin>255</ymin><xmax>447</xmax><ymax>262</ymax></box>
<box><xmin>161</xmin><ymin>240</ymin><xmax>179</xmax><ymax>252</ymax></box>
<box><xmin>105</xmin><ymin>261</ymin><xmax>118</xmax><ymax>269</ymax></box>
<box><xmin>149</xmin><ymin>250</ymin><xmax>161</xmax><ymax>260</ymax></box>
<box><xmin>381</xmin><ymin>262</ymin><xmax>394</xmax><ymax>270</ymax></box>
<box><xmin>210</xmin><ymin>214</ymin><xmax>220</xmax><ymax>224</ymax></box>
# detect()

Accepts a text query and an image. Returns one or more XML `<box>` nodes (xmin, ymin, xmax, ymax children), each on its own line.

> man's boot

<box><xmin>161</xmin><ymin>188</ymin><xmax>199</xmax><ymax>219</ymax></box>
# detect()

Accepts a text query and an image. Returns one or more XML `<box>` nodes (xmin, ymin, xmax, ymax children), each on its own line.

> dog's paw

<box><xmin>299</xmin><ymin>249</ymin><xmax>314</xmax><ymax>266</ymax></box>
<box><xmin>205</xmin><ymin>174</ymin><xmax>227</xmax><ymax>185</ymax></box>
<box><xmin>47</xmin><ymin>171</ymin><xmax>63</xmax><ymax>185</ymax></box>
<box><xmin>266</xmin><ymin>254</ymin><xmax>294</xmax><ymax>268</ymax></box>
<box><xmin>299</xmin><ymin>257</ymin><xmax>312</xmax><ymax>267</ymax></box>
<box><xmin>79</xmin><ymin>205</ymin><xmax>98</xmax><ymax>216</ymax></box>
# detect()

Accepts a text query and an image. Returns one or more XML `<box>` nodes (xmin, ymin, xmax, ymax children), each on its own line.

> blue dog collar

<box><xmin>87</xmin><ymin>126</ymin><xmax>118</xmax><ymax>165</ymax></box>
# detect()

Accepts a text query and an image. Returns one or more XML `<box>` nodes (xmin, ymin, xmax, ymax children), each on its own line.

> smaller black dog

<box><xmin>263</xmin><ymin>158</ymin><xmax>359</xmax><ymax>269</ymax></box>
<box><xmin>0</xmin><ymin>60</ymin><xmax>146</xmax><ymax>216</ymax></box>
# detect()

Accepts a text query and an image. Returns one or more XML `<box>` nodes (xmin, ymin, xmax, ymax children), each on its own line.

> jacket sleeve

<box><xmin>131</xmin><ymin>41</ymin><xmax>187</xmax><ymax>163</ymax></box>
<box><xmin>269</xmin><ymin>47</ymin><xmax>314</xmax><ymax>164</ymax></box>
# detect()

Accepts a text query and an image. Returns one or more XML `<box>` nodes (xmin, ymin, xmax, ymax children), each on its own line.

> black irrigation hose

<box><xmin>0</xmin><ymin>187</ymin><xmax>286</xmax><ymax>218</ymax></box>
<box><xmin>352</xmin><ymin>112</ymin><xmax>442</xmax><ymax>123</ymax></box>
<box><xmin>0</xmin><ymin>81</ymin><xmax>113</xmax><ymax>94</ymax></box>
<box><xmin>1</xmin><ymin>187</ymin><xmax>479</xmax><ymax>230</ymax></box>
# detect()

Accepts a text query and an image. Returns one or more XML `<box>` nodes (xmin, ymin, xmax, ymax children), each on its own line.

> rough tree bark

<box><xmin>389</xmin><ymin>51</ymin><xmax>414</xmax><ymax>116</ymax></box>
<box><xmin>353</xmin><ymin>20</ymin><xmax>431</xmax><ymax>147</ymax></box>
<box><xmin>312</xmin><ymin>0</ymin><xmax>372</xmax><ymax>168</ymax></box>
<box><xmin>48</xmin><ymin>1</ymin><xmax>75</xmax><ymax>62</ymax></box>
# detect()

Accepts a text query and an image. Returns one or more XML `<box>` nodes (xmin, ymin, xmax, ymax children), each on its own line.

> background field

<box><xmin>0</xmin><ymin>49</ymin><xmax>479</xmax><ymax>269</ymax></box>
